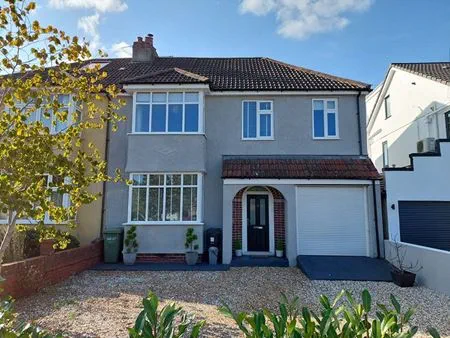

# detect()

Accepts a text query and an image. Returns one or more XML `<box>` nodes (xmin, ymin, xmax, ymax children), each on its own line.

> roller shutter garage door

<box><xmin>399</xmin><ymin>201</ymin><xmax>450</xmax><ymax>251</ymax></box>
<box><xmin>296</xmin><ymin>186</ymin><xmax>368</xmax><ymax>256</ymax></box>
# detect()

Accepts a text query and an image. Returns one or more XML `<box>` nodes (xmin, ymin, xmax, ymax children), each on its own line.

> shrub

<box><xmin>128</xmin><ymin>291</ymin><xmax>205</xmax><ymax>338</ymax></box>
<box><xmin>124</xmin><ymin>225</ymin><xmax>138</xmax><ymax>253</ymax></box>
<box><xmin>234</xmin><ymin>239</ymin><xmax>242</xmax><ymax>250</ymax></box>
<box><xmin>0</xmin><ymin>295</ymin><xmax>61</xmax><ymax>337</ymax></box>
<box><xmin>185</xmin><ymin>228</ymin><xmax>199</xmax><ymax>252</ymax></box>
<box><xmin>220</xmin><ymin>290</ymin><xmax>441</xmax><ymax>338</ymax></box>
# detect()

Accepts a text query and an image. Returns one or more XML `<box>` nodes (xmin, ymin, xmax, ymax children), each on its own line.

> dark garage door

<box><xmin>399</xmin><ymin>201</ymin><xmax>450</xmax><ymax>251</ymax></box>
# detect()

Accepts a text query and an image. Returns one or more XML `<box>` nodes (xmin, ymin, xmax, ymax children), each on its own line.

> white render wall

<box><xmin>384</xmin><ymin>142</ymin><xmax>450</xmax><ymax>241</ymax></box>
<box><xmin>367</xmin><ymin>68</ymin><xmax>450</xmax><ymax>171</ymax></box>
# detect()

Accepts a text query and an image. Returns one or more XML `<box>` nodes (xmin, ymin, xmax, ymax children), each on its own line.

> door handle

<box><xmin>253</xmin><ymin>226</ymin><xmax>263</xmax><ymax>230</ymax></box>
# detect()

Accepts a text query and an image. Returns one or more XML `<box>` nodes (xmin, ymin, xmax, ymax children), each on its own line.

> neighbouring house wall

<box><xmin>1</xmin><ymin>241</ymin><xmax>103</xmax><ymax>298</ymax></box>
<box><xmin>385</xmin><ymin>240</ymin><xmax>450</xmax><ymax>296</ymax></box>
<box><xmin>384</xmin><ymin>142</ymin><xmax>450</xmax><ymax>240</ymax></box>
<box><xmin>368</xmin><ymin>69</ymin><xmax>450</xmax><ymax>171</ymax></box>
<box><xmin>104</xmin><ymin>93</ymin><xmax>369</xmax><ymax>256</ymax></box>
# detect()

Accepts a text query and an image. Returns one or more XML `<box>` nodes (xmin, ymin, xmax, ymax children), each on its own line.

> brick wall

<box><xmin>1</xmin><ymin>241</ymin><xmax>103</xmax><ymax>299</ymax></box>
<box><xmin>232</xmin><ymin>187</ymin><xmax>285</xmax><ymax>252</ymax></box>
<box><xmin>137</xmin><ymin>253</ymin><xmax>203</xmax><ymax>263</ymax></box>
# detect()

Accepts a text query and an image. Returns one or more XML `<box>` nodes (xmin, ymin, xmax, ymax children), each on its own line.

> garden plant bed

<box><xmin>15</xmin><ymin>268</ymin><xmax>450</xmax><ymax>338</ymax></box>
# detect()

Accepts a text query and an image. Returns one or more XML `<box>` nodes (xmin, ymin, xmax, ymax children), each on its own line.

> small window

<box><xmin>384</xmin><ymin>95</ymin><xmax>391</xmax><ymax>119</ymax></box>
<box><xmin>382</xmin><ymin>141</ymin><xmax>389</xmax><ymax>168</ymax></box>
<box><xmin>313</xmin><ymin>99</ymin><xmax>338</xmax><ymax>139</ymax></box>
<box><xmin>242</xmin><ymin>101</ymin><xmax>273</xmax><ymax>140</ymax></box>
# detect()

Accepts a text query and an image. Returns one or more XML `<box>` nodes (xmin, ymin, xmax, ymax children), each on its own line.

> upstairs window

<box><xmin>313</xmin><ymin>99</ymin><xmax>338</xmax><ymax>139</ymax></box>
<box><xmin>384</xmin><ymin>95</ymin><xmax>391</xmax><ymax>119</ymax></box>
<box><xmin>382</xmin><ymin>141</ymin><xmax>389</xmax><ymax>168</ymax></box>
<box><xmin>242</xmin><ymin>101</ymin><xmax>273</xmax><ymax>140</ymax></box>
<box><xmin>134</xmin><ymin>92</ymin><xmax>201</xmax><ymax>133</ymax></box>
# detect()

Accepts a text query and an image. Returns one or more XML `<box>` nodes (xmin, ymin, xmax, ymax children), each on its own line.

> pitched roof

<box><xmin>392</xmin><ymin>62</ymin><xmax>450</xmax><ymax>85</ymax></box>
<box><xmin>93</xmin><ymin>57</ymin><xmax>370</xmax><ymax>91</ymax></box>
<box><xmin>222</xmin><ymin>156</ymin><xmax>380</xmax><ymax>180</ymax></box>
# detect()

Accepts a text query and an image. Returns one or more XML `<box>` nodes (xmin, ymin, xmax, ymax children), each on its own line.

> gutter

<box><xmin>356</xmin><ymin>92</ymin><xmax>363</xmax><ymax>156</ymax></box>
<box><xmin>372</xmin><ymin>179</ymin><xmax>381</xmax><ymax>258</ymax></box>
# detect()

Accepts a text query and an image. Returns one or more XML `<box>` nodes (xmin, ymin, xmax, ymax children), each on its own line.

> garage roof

<box><xmin>222</xmin><ymin>156</ymin><xmax>380</xmax><ymax>180</ymax></box>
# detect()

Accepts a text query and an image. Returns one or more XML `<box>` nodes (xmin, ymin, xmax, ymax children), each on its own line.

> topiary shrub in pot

<box><xmin>275</xmin><ymin>239</ymin><xmax>284</xmax><ymax>257</ymax></box>
<box><xmin>123</xmin><ymin>225</ymin><xmax>138</xmax><ymax>265</ymax></box>
<box><xmin>185</xmin><ymin>227</ymin><xmax>199</xmax><ymax>265</ymax></box>
<box><xmin>234</xmin><ymin>239</ymin><xmax>242</xmax><ymax>257</ymax></box>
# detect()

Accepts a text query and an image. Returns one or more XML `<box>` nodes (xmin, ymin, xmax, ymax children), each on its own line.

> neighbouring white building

<box><xmin>366</xmin><ymin>62</ymin><xmax>450</xmax><ymax>171</ymax></box>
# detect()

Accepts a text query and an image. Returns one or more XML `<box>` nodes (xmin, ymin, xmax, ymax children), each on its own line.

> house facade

<box><xmin>366</xmin><ymin>63</ymin><xmax>450</xmax><ymax>171</ymax></box>
<box><xmin>102</xmin><ymin>35</ymin><xmax>383</xmax><ymax>266</ymax></box>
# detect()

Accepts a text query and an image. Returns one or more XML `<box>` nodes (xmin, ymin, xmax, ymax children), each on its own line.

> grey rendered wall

<box><xmin>204</xmin><ymin>94</ymin><xmax>367</xmax><ymax>228</ymax></box>
<box><xmin>385</xmin><ymin>240</ymin><xmax>450</xmax><ymax>296</ymax></box>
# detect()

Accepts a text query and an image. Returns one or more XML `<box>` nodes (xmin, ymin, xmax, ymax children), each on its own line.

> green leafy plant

<box><xmin>124</xmin><ymin>225</ymin><xmax>138</xmax><ymax>254</ymax></box>
<box><xmin>128</xmin><ymin>291</ymin><xmax>205</xmax><ymax>338</ymax></box>
<box><xmin>185</xmin><ymin>228</ymin><xmax>199</xmax><ymax>252</ymax></box>
<box><xmin>234</xmin><ymin>239</ymin><xmax>242</xmax><ymax>250</ymax></box>
<box><xmin>0</xmin><ymin>295</ymin><xmax>61</xmax><ymax>337</ymax></box>
<box><xmin>276</xmin><ymin>240</ymin><xmax>283</xmax><ymax>251</ymax></box>
<box><xmin>220</xmin><ymin>289</ymin><xmax>440</xmax><ymax>338</ymax></box>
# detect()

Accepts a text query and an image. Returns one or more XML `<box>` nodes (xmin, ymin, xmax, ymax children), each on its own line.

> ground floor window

<box><xmin>129</xmin><ymin>173</ymin><xmax>202</xmax><ymax>223</ymax></box>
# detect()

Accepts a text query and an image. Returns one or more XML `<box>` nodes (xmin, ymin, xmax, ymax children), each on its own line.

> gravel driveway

<box><xmin>15</xmin><ymin>268</ymin><xmax>450</xmax><ymax>338</ymax></box>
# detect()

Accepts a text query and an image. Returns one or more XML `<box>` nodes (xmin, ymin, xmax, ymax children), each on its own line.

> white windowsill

<box><xmin>123</xmin><ymin>222</ymin><xmax>204</xmax><ymax>226</ymax></box>
<box><xmin>312</xmin><ymin>136</ymin><xmax>340</xmax><ymax>140</ymax></box>
<box><xmin>128</xmin><ymin>132</ymin><xmax>205</xmax><ymax>136</ymax></box>
<box><xmin>241</xmin><ymin>137</ymin><xmax>275</xmax><ymax>141</ymax></box>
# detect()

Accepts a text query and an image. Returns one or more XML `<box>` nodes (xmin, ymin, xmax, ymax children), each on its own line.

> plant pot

<box><xmin>123</xmin><ymin>252</ymin><xmax>137</xmax><ymax>265</ymax></box>
<box><xmin>276</xmin><ymin>250</ymin><xmax>283</xmax><ymax>258</ymax></box>
<box><xmin>391</xmin><ymin>269</ymin><xmax>416</xmax><ymax>287</ymax></box>
<box><xmin>185</xmin><ymin>251</ymin><xmax>199</xmax><ymax>265</ymax></box>
<box><xmin>235</xmin><ymin>249</ymin><xmax>242</xmax><ymax>257</ymax></box>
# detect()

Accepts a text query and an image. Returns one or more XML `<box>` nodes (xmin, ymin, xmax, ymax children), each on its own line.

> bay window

<box><xmin>133</xmin><ymin>92</ymin><xmax>201</xmax><ymax>133</ymax></box>
<box><xmin>242</xmin><ymin>100</ymin><xmax>273</xmax><ymax>140</ymax></box>
<box><xmin>312</xmin><ymin>99</ymin><xmax>339</xmax><ymax>139</ymax></box>
<box><xmin>129</xmin><ymin>173</ymin><xmax>202</xmax><ymax>223</ymax></box>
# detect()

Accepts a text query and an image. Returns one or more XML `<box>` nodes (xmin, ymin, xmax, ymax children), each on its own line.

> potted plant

<box><xmin>275</xmin><ymin>240</ymin><xmax>284</xmax><ymax>258</ymax></box>
<box><xmin>234</xmin><ymin>240</ymin><xmax>242</xmax><ymax>257</ymax></box>
<box><xmin>389</xmin><ymin>239</ymin><xmax>422</xmax><ymax>287</ymax></box>
<box><xmin>185</xmin><ymin>228</ymin><xmax>199</xmax><ymax>265</ymax></box>
<box><xmin>123</xmin><ymin>225</ymin><xmax>138</xmax><ymax>265</ymax></box>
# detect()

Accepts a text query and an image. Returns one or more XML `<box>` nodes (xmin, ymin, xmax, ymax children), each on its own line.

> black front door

<box><xmin>247</xmin><ymin>195</ymin><xmax>269</xmax><ymax>252</ymax></box>
<box><xmin>446</xmin><ymin>111</ymin><xmax>450</xmax><ymax>138</ymax></box>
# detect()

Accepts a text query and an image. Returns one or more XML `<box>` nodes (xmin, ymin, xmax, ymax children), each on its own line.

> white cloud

<box><xmin>239</xmin><ymin>0</ymin><xmax>374</xmax><ymax>39</ymax></box>
<box><xmin>111</xmin><ymin>41</ymin><xmax>132</xmax><ymax>57</ymax></box>
<box><xmin>48</xmin><ymin>0</ymin><xmax>127</xmax><ymax>12</ymax></box>
<box><xmin>77</xmin><ymin>13</ymin><xmax>101</xmax><ymax>51</ymax></box>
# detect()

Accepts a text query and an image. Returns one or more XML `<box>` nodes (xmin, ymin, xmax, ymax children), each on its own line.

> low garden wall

<box><xmin>1</xmin><ymin>240</ymin><xmax>103</xmax><ymax>298</ymax></box>
<box><xmin>385</xmin><ymin>240</ymin><xmax>450</xmax><ymax>296</ymax></box>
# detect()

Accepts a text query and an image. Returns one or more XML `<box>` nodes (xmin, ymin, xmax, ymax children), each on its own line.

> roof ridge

<box><xmin>392</xmin><ymin>61</ymin><xmax>450</xmax><ymax>65</ymax></box>
<box><xmin>262</xmin><ymin>57</ymin><xmax>371</xmax><ymax>90</ymax></box>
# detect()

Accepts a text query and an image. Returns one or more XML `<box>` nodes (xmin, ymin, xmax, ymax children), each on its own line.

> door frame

<box><xmin>242</xmin><ymin>187</ymin><xmax>275</xmax><ymax>255</ymax></box>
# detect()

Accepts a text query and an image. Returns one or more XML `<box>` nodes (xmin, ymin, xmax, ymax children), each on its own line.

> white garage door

<box><xmin>296</xmin><ymin>186</ymin><xmax>368</xmax><ymax>256</ymax></box>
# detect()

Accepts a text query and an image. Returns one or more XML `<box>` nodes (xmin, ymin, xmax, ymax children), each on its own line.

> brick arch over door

<box><xmin>232</xmin><ymin>186</ymin><xmax>285</xmax><ymax>253</ymax></box>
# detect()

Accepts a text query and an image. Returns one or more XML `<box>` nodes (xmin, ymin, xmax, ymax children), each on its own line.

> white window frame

<box><xmin>382</xmin><ymin>141</ymin><xmax>389</xmax><ymax>168</ymax></box>
<box><xmin>241</xmin><ymin>100</ymin><xmax>274</xmax><ymax>140</ymax></box>
<box><xmin>131</xmin><ymin>91</ymin><xmax>204</xmax><ymax>134</ymax></box>
<box><xmin>19</xmin><ymin>94</ymin><xmax>79</xmax><ymax>134</ymax></box>
<box><xmin>312</xmin><ymin>98</ymin><xmax>339</xmax><ymax>140</ymax></box>
<box><xmin>0</xmin><ymin>174</ymin><xmax>71</xmax><ymax>225</ymax></box>
<box><xmin>384</xmin><ymin>95</ymin><xmax>391</xmax><ymax>119</ymax></box>
<box><xmin>127</xmin><ymin>173</ymin><xmax>203</xmax><ymax>225</ymax></box>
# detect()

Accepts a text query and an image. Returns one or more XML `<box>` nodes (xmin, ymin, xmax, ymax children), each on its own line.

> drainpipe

<box><xmin>372</xmin><ymin>180</ymin><xmax>381</xmax><ymax>258</ymax></box>
<box><xmin>100</xmin><ymin>94</ymin><xmax>112</xmax><ymax>239</ymax></box>
<box><xmin>356</xmin><ymin>92</ymin><xmax>363</xmax><ymax>156</ymax></box>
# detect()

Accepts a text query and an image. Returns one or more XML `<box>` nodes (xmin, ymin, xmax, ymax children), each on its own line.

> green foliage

<box><xmin>234</xmin><ymin>239</ymin><xmax>242</xmax><ymax>250</ymax></box>
<box><xmin>0</xmin><ymin>0</ymin><xmax>125</xmax><ymax>264</ymax></box>
<box><xmin>184</xmin><ymin>228</ymin><xmax>198</xmax><ymax>252</ymax></box>
<box><xmin>220</xmin><ymin>290</ymin><xmax>441</xmax><ymax>338</ymax></box>
<box><xmin>276</xmin><ymin>240</ymin><xmax>283</xmax><ymax>251</ymax></box>
<box><xmin>124</xmin><ymin>225</ymin><xmax>138</xmax><ymax>254</ymax></box>
<box><xmin>0</xmin><ymin>295</ymin><xmax>61</xmax><ymax>337</ymax></box>
<box><xmin>128</xmin><ymin>291</ymin><xmax>205</xmax><ymax>338</ymax></box>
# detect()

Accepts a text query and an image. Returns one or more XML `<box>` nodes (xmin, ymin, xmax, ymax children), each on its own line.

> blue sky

<box><xmin>36</xmin><ymin>0</ymin><xmax>450</xmax><ymax>87</ymax></box>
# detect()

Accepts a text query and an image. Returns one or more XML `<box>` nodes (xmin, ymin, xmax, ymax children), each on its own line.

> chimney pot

<box><xmin>132</xmin><ymin>34</ymin><xmax>158</xmax><ymax>62</ymax></box>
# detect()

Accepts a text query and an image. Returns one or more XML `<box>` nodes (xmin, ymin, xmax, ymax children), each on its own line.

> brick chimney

<box><xmin>132</xmin><ymin>34</ymin><xmax>158</xmax><ymax>62</ymax></box>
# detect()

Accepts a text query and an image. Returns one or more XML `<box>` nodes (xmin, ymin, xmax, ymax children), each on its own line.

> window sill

<box><xmin>313</xmin><ymin>136</ymin><xmax>340</xmax><ymax>140</ymax></box>
<box><xmin>123</xmin><ymin>222</ymin><xmax>204</xmax><ymax>226</ymax></box>
<box><xmin>128</xmin><ymin>132</ymin><xmax>205</xmax><ymax>136</ymax></box>
<box><xmin>241</xmin><ymin>137</ymin><xmax>275</xmax><ymax>141</ymax></box>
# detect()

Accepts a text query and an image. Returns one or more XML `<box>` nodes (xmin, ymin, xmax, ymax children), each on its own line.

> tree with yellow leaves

<box><xmin>0</xmin><ymin>0</ymin><xmax>124</xmax><ymax>269</ymax></box>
